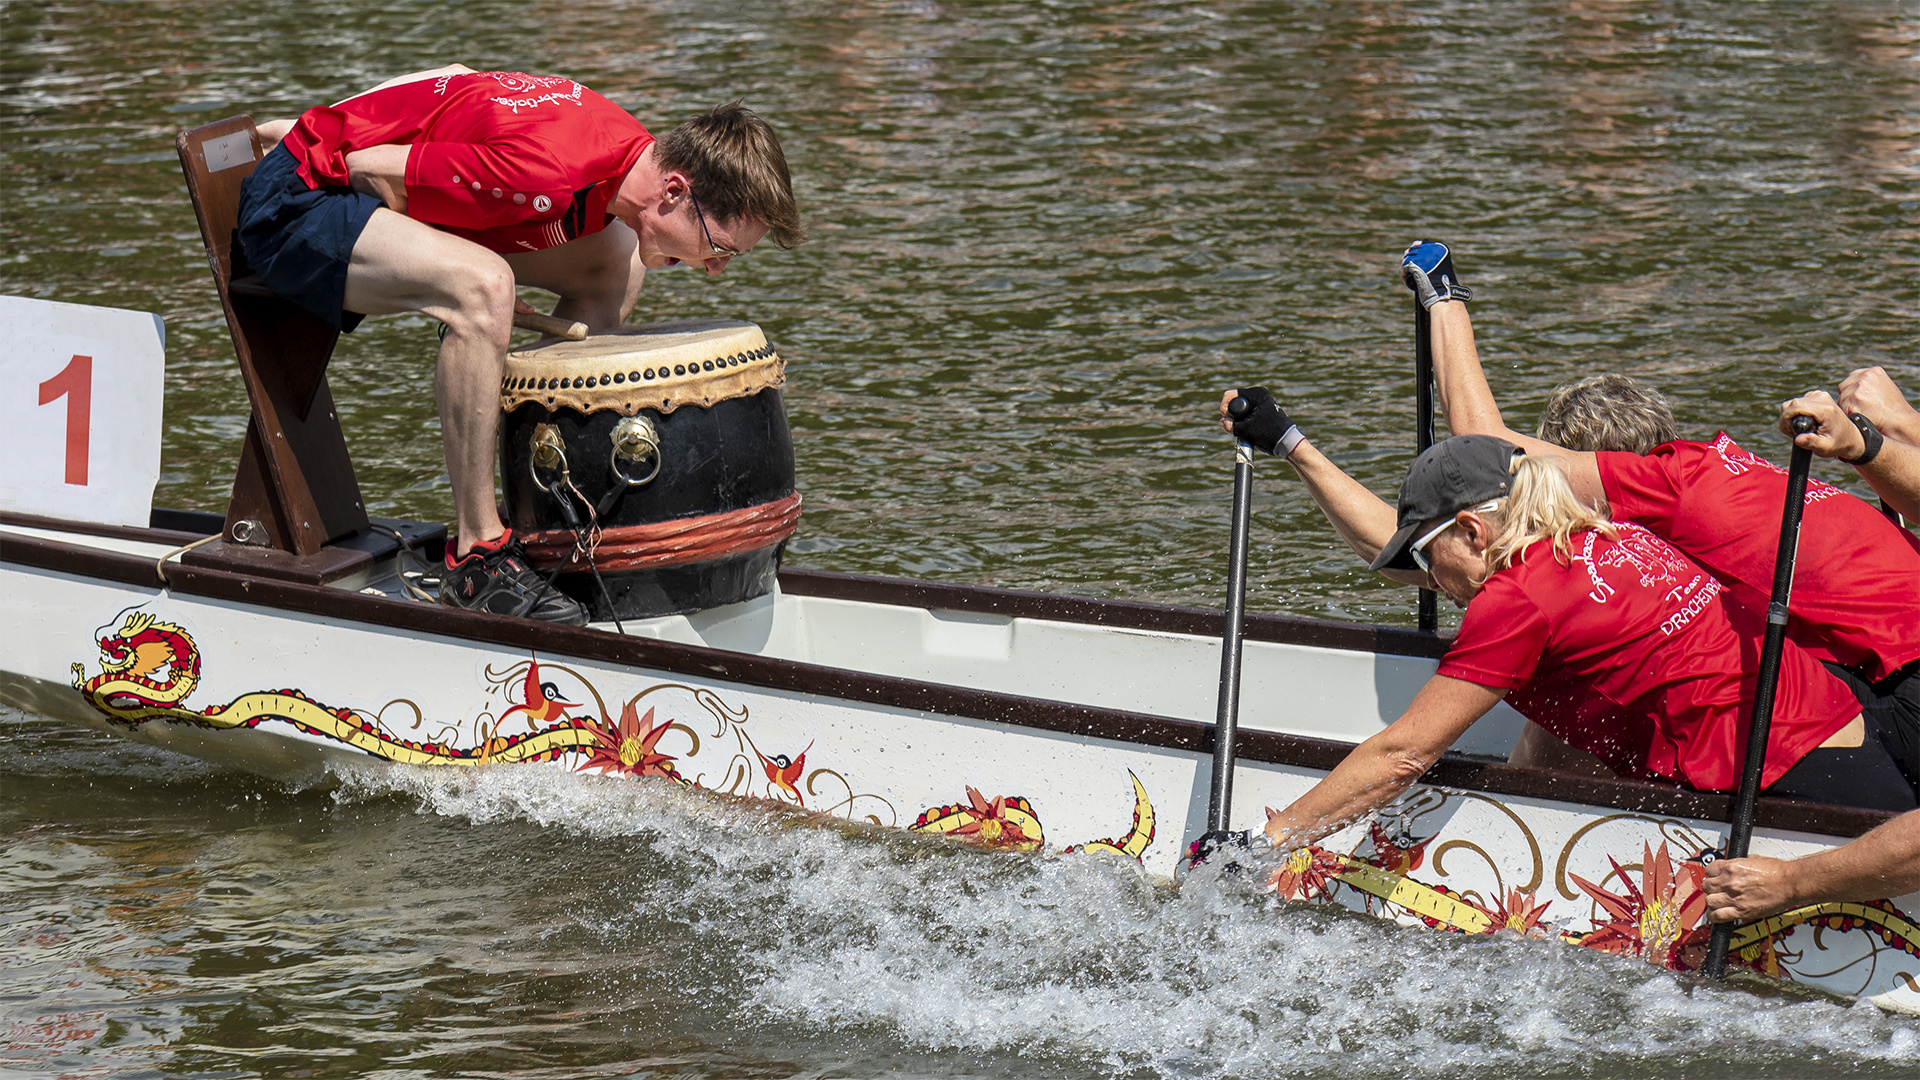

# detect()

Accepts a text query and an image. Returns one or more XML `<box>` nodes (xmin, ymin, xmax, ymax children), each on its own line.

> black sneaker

<box><xmin>439</xmin><ymin>531</ymin><xmax>589</xmax><ymax>625</ymax></box>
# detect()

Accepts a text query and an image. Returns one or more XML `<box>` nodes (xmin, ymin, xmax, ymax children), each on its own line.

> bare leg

<box><xmin>342</xmin><ymin>208</ymin><xmax>516</xmax><ymax>557</ymax></box>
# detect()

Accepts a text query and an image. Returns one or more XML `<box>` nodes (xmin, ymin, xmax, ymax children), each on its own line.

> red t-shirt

<box><xmin>1437</xmin><ymin>524</ymin><xmax>1858</xmax><ymax>791</ymax></box>
<box><xmin>1598</xmin><ymin>434</ymin><xmax>1920</xmax><ymax>681</ymax></box>
<box><xmin>282</xmin><ymin>71</ymin><xmax>653</xmax><ymax>254</ymax></box>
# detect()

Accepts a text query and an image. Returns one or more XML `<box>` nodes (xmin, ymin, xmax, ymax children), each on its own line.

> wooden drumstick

<box><xmin>512</xmin><ymin>310</ymin><xmax>589</xmax><ymax>340</ymax></box>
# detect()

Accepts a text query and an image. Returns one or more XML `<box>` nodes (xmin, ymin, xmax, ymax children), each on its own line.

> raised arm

<box><xmin>1780</xmin><ymin>389</ymin><xmax>1920</xmax><ymax>522</ymax></box>
<box><xmin>1402</xmin><ymin>241</ymin><xmax>1608</xmax><ymax>511</ymax></box>
<box><xmin>1218</xmin><ymin>389</ymin><xmax>1427</xmax><ymax>587</ymax></box>
<box><xmin>1261</xmin><ymin>674</ymin><xmax>1506</xmax><ymax>852</ymax></box>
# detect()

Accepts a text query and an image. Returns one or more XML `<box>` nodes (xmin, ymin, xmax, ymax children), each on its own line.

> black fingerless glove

<box><xmin>1230</xmin><ymin>386</ymin><xmax>1304</xmax><ymax>456</ymax></box>
<box><xmin>1186</xmin><ymin>829</ymin><xmax>1254</xmax><ymax>869</ymax></box>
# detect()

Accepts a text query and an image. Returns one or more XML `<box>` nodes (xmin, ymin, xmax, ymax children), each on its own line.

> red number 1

<box><xmin>38</xmin><ymin>354</ymin><xmax>92</xmax><ymax>486</ymax></box>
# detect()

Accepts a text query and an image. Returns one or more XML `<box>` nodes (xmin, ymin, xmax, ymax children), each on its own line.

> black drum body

<box><xmin>496</xmin><ymin>320</ymin><xmax>799</xmax><ymax>620</ymax></box>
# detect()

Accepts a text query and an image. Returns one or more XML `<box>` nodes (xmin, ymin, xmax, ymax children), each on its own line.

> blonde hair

<box><xmin>1481</xmin><ymin>454</ymin><xmax>1615</xmax><ymax>574</ymax></box>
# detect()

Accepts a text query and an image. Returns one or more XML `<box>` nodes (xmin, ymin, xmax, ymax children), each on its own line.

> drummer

<box><xmin>1207</xmin><ymin>427</ymin><xmax>1901</xmax><ymax>863</ymax></box>
<box><xmin>244</xmin><ymin>65</ymin><xmax>804</xmax><ymax>623</ymax></box>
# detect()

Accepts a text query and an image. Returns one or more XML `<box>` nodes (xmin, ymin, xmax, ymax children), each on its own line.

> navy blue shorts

<box><xmin>236</xmin><ymin>142</ymin><xmax>383</xmax><ymax>332</ymax></box>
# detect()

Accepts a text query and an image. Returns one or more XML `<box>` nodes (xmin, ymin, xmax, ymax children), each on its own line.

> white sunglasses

<box><xmin>1408</xmin><ymin>499</ymin><xmax>1503</xmax><ymax>573</ymax></box>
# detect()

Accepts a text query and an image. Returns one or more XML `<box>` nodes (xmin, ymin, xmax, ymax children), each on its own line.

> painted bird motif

<box><xmin>498</xmin><ymin>657</ymin><xmax>578</xmax><ymax>726</ymax></box>
<box><xmin>756</xmin><ymin>741</ymin><xmax>813</xmax><ymax>805</ymax></box>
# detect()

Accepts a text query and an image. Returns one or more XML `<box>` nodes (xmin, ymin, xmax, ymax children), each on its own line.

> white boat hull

<box><xmin>7</xmin><ymin>515</ymin><xmax>1920</xmax><ymax>1013</ymax></box>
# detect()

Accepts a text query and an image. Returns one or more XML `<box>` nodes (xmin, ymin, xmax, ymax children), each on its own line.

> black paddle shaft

<box><xmin>1413</xmin><ymin>301</ymin><xmax>1438</xmax><ymax>633</ymax></box>
<box><xmin>1208</xmin><ymin>404</ymin><xmax>1257</xmax><ymax>833</ymax></box>
<box><xmin>1702</xmin><ymin>417</ymin><xmax>1816</xmax><ymax>978</ymax></box>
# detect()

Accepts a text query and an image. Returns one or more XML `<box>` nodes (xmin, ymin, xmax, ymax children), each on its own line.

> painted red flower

<box><xmin>1571</xmin><ymin>841</ymin><xmax>1709</xmax><ymax>969</ymax></box>
<box><xmin>1268</xmin><ymin>844</ymin><xmax>1346</xmax><ymax>902</ymax></box>
<box><xmin>1472</xmin><ymin>886</ymin><xmax>1554</xmax><ymax>937</ymax></box>
<box><xmin>949</xmin><ymin>786</ymin><xmax>1036</xmax><ymax>848</ymax></box>
<box><xmin>579</xmin><ymin>701</ymin><xmax>680</xmax><ymax>779</ymax></box>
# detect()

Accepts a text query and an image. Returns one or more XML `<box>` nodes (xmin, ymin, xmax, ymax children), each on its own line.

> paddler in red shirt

<box><xmin>1397</xmin><ymin>241</ymin><xmax>1920</xmax><ymax>797</ymax></box>
<box><xmin>241</xmin><ymin>65</ymin><xmax>805</xmax><ymax>623</ymax></box>
<box><xmin>1205</xmin><ymin>426</ymin><xmax>1894</xmax><ymax>860</ymax></box>
<box><xmin>1696</xmin><ymin>372</ymin><xmax>1920</xmax><ymax>921</ymax></box>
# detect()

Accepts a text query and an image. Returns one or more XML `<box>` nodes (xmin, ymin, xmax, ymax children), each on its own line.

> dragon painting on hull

<box><xmin>65</xmin><ymin>608</ymin><xmax>1920</xmax><ymax>1004</ymax></box>
<box><xmin>69</xmin><ymin>608</ymin><xmax>1158</xmax><ymax>849</ymax></box>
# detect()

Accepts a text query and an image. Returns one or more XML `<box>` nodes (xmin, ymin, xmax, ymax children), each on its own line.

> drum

<box><xmin>498</xmin><ymin>318</ymin><xmax>799</xmax><ymax>620</ymax></box>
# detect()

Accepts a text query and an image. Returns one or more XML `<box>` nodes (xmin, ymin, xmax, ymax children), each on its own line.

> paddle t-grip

<box><xmin>1789</xmin><ymin>414</ymin><xmax>1816</xmax><ymax>436</ymax></box>
<box><xmin>1228</xmin><ymin>395</ymin><xmax>1252</xmax><ymax>421</ymax></box>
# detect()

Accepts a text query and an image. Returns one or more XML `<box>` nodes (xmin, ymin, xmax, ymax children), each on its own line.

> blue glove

<box><xmin>1401</xmin><ymin>240</ymin><xmax>1473</xmax><ymax>309</ymax></box>
<box><xmin>1229</xmin><ymin>387</ymin><xmax>1304</xmax><ymax>457</ymax></box>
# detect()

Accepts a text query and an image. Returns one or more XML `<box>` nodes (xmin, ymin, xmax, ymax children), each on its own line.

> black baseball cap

<box><xmin>1369</xmin><ymin>435</ymin><xmax>1523</xmax><ymax>572</ymax></box>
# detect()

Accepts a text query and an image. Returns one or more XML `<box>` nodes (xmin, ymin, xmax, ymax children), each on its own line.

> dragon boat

<box><xmin>6</xmin><ymin>117</ymin><xmax>1920</xmax><ymax>1013</ymax></box>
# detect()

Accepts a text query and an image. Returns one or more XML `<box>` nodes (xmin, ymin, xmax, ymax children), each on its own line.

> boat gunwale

<box><xmin>1</xmin><ymin>515</ymin><xmax>1893</xmax><ymax>841</ymax></box>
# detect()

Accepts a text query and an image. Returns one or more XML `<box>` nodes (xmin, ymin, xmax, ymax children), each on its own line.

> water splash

<box><xmin>356</xmin><ymin>764</ymin><xmax>1920</xmax><ymax>1078</ymax></box>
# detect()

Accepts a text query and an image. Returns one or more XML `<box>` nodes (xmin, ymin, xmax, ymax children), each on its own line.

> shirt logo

<box><xmin>1711</xmin><ymin>433</ymin><xmax>1841</xmax><ymax>504</ymax></box>
<box><xmin>532</xmin><ymin>195</ymin><xmax>552</xmax><ymax>213</ymax></box>
<box><xmin>482</xmin><ymin>72</ymin><xmax>585</xmax><ymax>113</ymax></box>
<box><xmin>1597</xmin><ymin>524</ymin><xmax>1691</xmax><ymax>591</ymax></box>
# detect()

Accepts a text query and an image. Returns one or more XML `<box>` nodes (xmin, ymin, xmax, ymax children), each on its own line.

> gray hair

<box><xmin>1536</xmin><ymin>373</ymin><xmax>1679</xmax><ymax>454</ymax></box>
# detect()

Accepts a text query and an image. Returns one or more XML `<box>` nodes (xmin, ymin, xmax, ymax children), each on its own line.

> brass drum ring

<box><xmin>609</xmin><ymin>416</ymin><xmax>662</xmax><ymax>488</ymax></box>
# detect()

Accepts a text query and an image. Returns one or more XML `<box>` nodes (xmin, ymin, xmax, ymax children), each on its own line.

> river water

<box><xmin>7</xmin><ymin>1</ymin><xmax>1920</xmax><ymax>1075</ymax></box>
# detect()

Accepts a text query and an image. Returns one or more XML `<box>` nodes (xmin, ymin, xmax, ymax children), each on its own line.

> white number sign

<box><xmin>0</xmin><ymin>295</ymin><xmax>165</xmax><ymax>528</ymax></box>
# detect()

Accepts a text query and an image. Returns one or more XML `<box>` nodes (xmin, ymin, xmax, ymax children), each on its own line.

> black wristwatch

<box><xmin>1842</xmin><ymin>412</ymin><xmax>1885</xmax><ymax>467</ymax></box>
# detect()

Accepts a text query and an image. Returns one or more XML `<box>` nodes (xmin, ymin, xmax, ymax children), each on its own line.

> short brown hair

<box><xmin>1536</xmin><ymin>373</ymin><xmax>1680</xmax><ymax>454</ymax></box>
<box><xmin>654</xmin><ymin>101</ymin><xmax>805</xmax><ymax>249</ymax></box>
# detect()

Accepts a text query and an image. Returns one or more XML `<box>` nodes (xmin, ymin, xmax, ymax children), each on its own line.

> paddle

<box><xmin>1206</xmin><ymin>402</ymin><xmax>1257</xmax><ymax>837</ymax></box>
<box><xmin>1413</xmin><ymin>300</ymin><xmax>1438</xmax><ymax>633</ymax></box>
<box><xmin>1701</xmin><ymin>414</ymin><xmax>1817</xmax><ymax>978</ymax></box>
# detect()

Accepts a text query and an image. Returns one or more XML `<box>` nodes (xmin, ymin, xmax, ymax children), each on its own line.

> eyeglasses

<box><xmin>687</xmin><ymin>190</ymin><xmax>746</xmax><ymax>260</ymax></box>
<box><xmin>1408</xmin><ymin>499</ymin><xmax>1502</xmax><ymax>574</ymax></box>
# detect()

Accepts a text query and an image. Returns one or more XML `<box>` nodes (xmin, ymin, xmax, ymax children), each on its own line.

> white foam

<box><xmin>342</xmin><ymin>763</ymin><xmax>1920</xmax><ymax>1076</ymax></box>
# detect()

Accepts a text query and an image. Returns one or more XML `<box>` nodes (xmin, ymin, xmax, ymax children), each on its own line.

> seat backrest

<box><xmin>176</xmin><ymin>116</ymin><xmax>262</xmax><ymax>290</ymax></box>
<box><xmin>176</xmin><ymin>118</ymin><xmax>368</xmax><ymax>558</ymax></box>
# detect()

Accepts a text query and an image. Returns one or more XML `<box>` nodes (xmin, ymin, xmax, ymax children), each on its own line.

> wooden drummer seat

<box><xmin>174</xmin><ymin>116</ymin><xmax>427</xmax><ymax>584</ymax></box>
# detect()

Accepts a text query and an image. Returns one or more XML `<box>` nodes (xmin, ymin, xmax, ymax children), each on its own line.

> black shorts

<box><xmin>235</xmin><ymin>142</ymin><xmax>382</xmax><ymax>332</ymax></box>
<box><xmin>1765</xmin><ymin>662</ymin><xmax>1920</xmax><ymax>812</ymax></box>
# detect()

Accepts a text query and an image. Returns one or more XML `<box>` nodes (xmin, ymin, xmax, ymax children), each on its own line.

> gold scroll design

<box><xmin>1553</xmin><ymin>812</ymin><xmax>1718</xmax><ymax>902</ymax></box>
<box><xmin>1726</xmin><ymin>900</ymin><xmax>1920</xmax><ymax>993</ymax></box>
<box><xmin>1383</xmin><ymin>787</ymin><xmax>1547</xmax><ymax>904</ymax></box>
<box><xmin>481</xmin><ymin>659</ymin><xmax>899</xmax><ymax>825</ymax></box>
<box><xmin>665</xmin><ymin>689</ymin><xmax>897</xmax><ymax>827</ymax></box>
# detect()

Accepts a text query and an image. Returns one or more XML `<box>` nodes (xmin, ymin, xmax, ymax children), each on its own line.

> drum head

<box><xmin>501</xmin><ymin>318</ymin><xmax>783</xmax><ymax>416</ymax></box>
